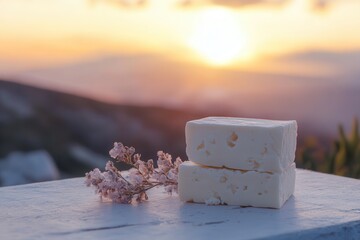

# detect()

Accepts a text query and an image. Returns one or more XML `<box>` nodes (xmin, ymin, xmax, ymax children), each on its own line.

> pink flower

<box><xmin>109</xmin><ymin>142</ymin><xmax>135</xmax><ymax>164</ymax></box>
<box><xmin>138</xmin><ymin>161</ymin><xmax>148</xmax><ymax>176</ymax></box>
<box><xmin>174</xmin><ymin>157</ymin><xmax>183</xmax><ymax>170</ymax></box>
<box><xmin>157</xmin><ymin>151</ymin><xmax>173</xmax><ymax>173</ymax></box>
<box><xmin>147</xmin><ymin>159</ymin><xmax>154</xmax><ymax>174</ymax></box>
<box><xmin>109</xmin><ymin>142</ymin><xmax>124</xmax><ymax>159</ymax></box>
<box><xmin>86</xmin><ymin>142</ymin><xmax>184</xmax><ymax>204</ymax></box>
<box><xmin>129</xmin><ymin>168</ymin><xmax>144</xmax><ymax>185</ymax></box>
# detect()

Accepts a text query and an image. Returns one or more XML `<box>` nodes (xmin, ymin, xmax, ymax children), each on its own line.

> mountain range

<box><xmin>0</xmin><ymin>76</ymin><xmax>358</xmax><ymax>183</ymax></box>
<box><xmin>0</xmin><ymin>80</ymin><xmax>208</xmax><ymax>179</ymax></box>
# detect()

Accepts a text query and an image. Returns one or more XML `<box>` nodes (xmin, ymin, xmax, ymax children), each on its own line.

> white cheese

<box><xmin>186</xmin><ymin>117</ymin><xmax>297</xmax><ymax>173</ymax></box>
<box><xmin>178</xmin><ymin>161</ymin><xmax>296</xmax><ymax>209</ymax></box>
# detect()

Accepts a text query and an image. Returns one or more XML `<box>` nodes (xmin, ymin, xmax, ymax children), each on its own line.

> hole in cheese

<box><xmin>230</xmin><ymin>132</ymin><xmax>238</xmax><ymax>141</ymax></box>
<box><xmin>197</xmin><ymin>141</ymin><xmax>205</xmax><ymax>150</ymax></box>
<box><xmin>227</xmin><ymin>141</ymin><xmax>236</xmax><ymax>148</ymax></box>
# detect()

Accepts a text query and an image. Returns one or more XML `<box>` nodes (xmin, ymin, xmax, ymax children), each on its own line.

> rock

<box><xmin>0</xmin><ymin>89</ymin><xmax>33</xmax><ymax>118</ymax></box>
<box><xmin>69</xmin><ymin>144</ymin><xmax>107</xmax><ymax>169</ymax></box>
<box><xmin>0</xmin><ymin>150</ymin><xmax>60</xmax><ymax>186</ymax></box>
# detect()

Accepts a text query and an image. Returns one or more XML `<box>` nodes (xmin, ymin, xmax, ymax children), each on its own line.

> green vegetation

<box><xmin>298</xmin><ymin>118</ymin><xmax>360</xmax><ymax>179</ymax></box>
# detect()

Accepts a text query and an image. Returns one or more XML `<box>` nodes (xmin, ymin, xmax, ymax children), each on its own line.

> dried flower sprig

<box><xmin>85</xmin><ymin>142</ymin><xmax>183</xmax><ymax>204</ymax></box>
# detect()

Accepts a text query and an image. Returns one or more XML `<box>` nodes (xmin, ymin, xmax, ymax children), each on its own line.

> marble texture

<box><xmin>1</xmin><ymin>169</ymin><xmax>360</xmax><ymax>240</ymax></box>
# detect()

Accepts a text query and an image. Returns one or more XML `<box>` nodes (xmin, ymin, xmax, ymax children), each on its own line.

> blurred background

<box><xmin>0</xmin><ymin>0</ymin><xmax>359</xmax><ymax>186</ymax></box>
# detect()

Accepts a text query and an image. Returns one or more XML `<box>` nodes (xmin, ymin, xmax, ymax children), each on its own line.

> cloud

<box><xmin>179</xmin><ymin>0</ymin><xmax>289</xmax><ymax>8</ymax></box>
<box><xmin>275</xmin><ymin>49</ymin><xmax>360</xmax><ymax>76</ymax></box>
<box><xmin>206</xmin><ymin>0</ymin><xmax>355</xmax><ymax>10</ymax></box>
<box><xmin>279</xmin><ymin>50</ymin><xmax>360</xmax><ymax>63</ymax></box>
<box><xmin>311</xmin><ymin>0</ymin><xmax>335</xmax><ymax>11</ymax></box>
<box><xmin>89</xmin><ymin>0</ymin><xmax>357</xmax><ymax>10</ymax></box>
<box><xmin>310</xmin><ymin>0</ymin><xmax>358</xmax><ymax>12</ymax></box>
<box><xmin>210</xmin><ymin>0</ymin><xmax>288</xmax><ymax>8</ymax></box>
<box><xmin>88</xmin><ymin>0</ymin><xmax>147</xmax><ymax>8</ymax></box>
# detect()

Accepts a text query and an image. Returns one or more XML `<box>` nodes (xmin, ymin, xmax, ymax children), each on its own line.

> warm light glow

<box><xmin>1</xmin><ymin>0</ymin><xmax>360</xmax><ymax>73</ymax></box>
<box><xmin>188</xmin><ymin>8</ymin><xmax>249</xmax><ymax>66</ymax></box>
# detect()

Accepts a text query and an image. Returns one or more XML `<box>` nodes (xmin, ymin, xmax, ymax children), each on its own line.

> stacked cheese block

<box><xmin>178</xmin><ymin>117</ymin><xmax>297</xmax><ymax>209</ymax></box>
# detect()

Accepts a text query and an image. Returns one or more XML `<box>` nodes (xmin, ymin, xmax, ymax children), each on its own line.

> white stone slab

<box><xmin>0</xmin><ymin>169</ymin><xmax>360</xmax><ymax>240</ymax></box>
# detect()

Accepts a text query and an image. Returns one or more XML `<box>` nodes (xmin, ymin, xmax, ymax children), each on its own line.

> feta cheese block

<box><xmin>178</xmin><ymin>161</ymin><xmax>296</xmax><ymax>208</ymax></box>
<box><xmin>186</xmin><ymin>117</ymin><xmax>297</xmax><ymax>173</ymax></box>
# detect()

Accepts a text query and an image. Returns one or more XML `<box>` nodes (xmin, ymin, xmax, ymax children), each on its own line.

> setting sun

<box><xmin>188</xmin><ymin>8</ymin><xmax>249</xmax><ymax>66</ymax></box>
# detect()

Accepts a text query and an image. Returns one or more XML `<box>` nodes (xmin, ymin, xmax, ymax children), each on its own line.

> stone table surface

<box><xmin>0</xmin><ymin>169</ymin><xmax>360</xmax><ymax>240</ymax></box>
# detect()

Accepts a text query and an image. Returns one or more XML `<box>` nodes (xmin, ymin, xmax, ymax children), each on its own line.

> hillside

<box><xmin>0</xmin><ymin>80</ymin><xmax>208</xmax><ymax>179</ymax></box>
<box><xmin>0</xmin><ymin>79</ymin><xmax>346</xmax><ymax>185</ymax></box>
<box><xmin>13</xmin><ymin>54</ymin><xmax>360</xmax><ymax>136</ymax></box>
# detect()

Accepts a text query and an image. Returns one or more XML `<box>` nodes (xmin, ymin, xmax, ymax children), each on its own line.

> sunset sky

<box><xmin>0</xmin><ymin>0</ymin><xmax>360</xmax><ymax>134</ymax></box>
<box><xmin>1</xmin><ymin>0</ymin><xmax>360</xmax><ymax>75</ymax></box>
